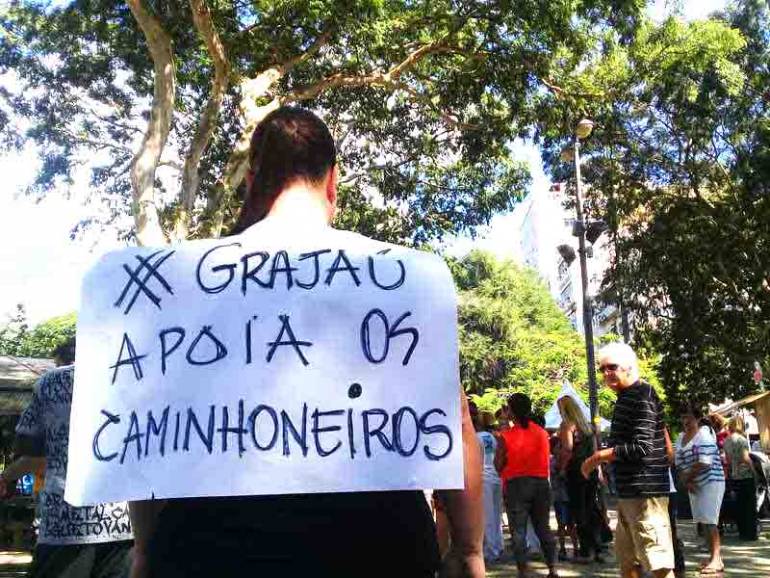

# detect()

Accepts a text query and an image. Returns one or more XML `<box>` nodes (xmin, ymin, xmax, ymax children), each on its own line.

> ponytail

<box><xmin>231</xmin><ymin>106</ymin><xmax>336</xmax><ymax>235</ymax></box>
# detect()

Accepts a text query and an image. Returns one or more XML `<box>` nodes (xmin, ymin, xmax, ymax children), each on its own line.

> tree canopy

<box><xmin>1</xmin><ymin>0</ymin><xmax>644</xmax><ymax>246</ymax></box>
<box><xmin>0</xmin><ymin>306</ymin><xmax>76</xmax><ymax>358</ymax></box>
<box><xmin>535</xmin><ymin>0</ymin><xmax>770</xmax><ymax>408</ymax></box>
<box><xmin>451</xmin><ymin>250</ymin><xmax>618</xmax><ymax>417</ymax></box>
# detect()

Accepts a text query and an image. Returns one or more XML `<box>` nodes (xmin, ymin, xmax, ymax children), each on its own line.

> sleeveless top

<box><xmin>566</xmin><ymin>428</ymin><xmax>595</xmax><ymax>482</ymax></box>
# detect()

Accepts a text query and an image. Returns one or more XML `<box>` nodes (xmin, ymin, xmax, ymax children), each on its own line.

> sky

<box><xmin>0</xmin><ymin>0</ymin><xmax>730</xmax><ymax>326</ymax></box>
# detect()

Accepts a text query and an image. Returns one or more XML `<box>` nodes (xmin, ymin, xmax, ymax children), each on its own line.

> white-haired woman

<box><xmin>558</xmin><ymin>396</ymin><xmax>603</xmax><ymax>563</ymax></box>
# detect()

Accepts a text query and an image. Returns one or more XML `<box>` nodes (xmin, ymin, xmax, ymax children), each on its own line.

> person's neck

<box><xmin>617</xmin><ymin>377</ymin><xmax>640</xmax><ymax>390</ymax></box>
<box><xmin>263</xmin><ymin>183</ymin><xmax>331</xmax><ymax>228</ymax></box>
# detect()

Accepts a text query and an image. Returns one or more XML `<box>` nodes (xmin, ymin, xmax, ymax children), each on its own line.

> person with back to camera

<box><xmin>127</xmin><ymin>106</ymin><xmax>484</xmax><ymax>578</ymax></box>
<box><xmin>495</xmin><ymin>393</ymin><xmax>559</xmax><ymax>578</ymax></box>
<box><xmin>723</xmin><ymin>415</ymin><xmax>757</xmax><ymax>541</ymax></box>
<box><xmin>549</xmin><ymin>435</ymin><xmax>578</xmax><ymax>561</ymax></box>
<box><xmin>557</xmin><ymin>395</ymin><xmax>603</xmax><ymax>564</ymax></box>
<box><xmin>0</xmin><ymin>338</ymin><xmax>134</xmax><ymax>578</ymax></box>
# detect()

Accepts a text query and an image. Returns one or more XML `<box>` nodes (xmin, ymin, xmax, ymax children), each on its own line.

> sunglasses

<box><xmin>599</xmin><ymin>363</ymin><xmax>620</xmax><ymax>372</ymax></box>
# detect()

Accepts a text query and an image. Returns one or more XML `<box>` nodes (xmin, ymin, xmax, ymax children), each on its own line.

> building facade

<box><xmin>509</xmin><ymin>183</ymin><xmax>623</xmax><ymax>338</ymax></box>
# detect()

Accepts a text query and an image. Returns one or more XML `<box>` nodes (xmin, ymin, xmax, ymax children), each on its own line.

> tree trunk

<box><xmin>204</xmin><ymin>72</ymin><xmax>282</xmax><ymax>237</ymax></box>
<box><xmin>203</xmin><ymin>36</ymin><xmax>452</xmax><ymax>238</ymax></box>
<box><xmin>171</xmin><ymin>0</ymin><xmax>230</xmax><ymax>242</ymax></box>
<box><xmin>127</xmin><ymin>0</ymin><xmax>176</xmax><ymax>247</ymax></box>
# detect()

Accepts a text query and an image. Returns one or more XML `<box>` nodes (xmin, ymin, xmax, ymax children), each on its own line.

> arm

<box><xmin>1</xmin><ymin>407</ymin><xmax>47</xmax><ymax>499</ymax></box>
<box><xmin>581</xmin><ymin>446</ymin><xmax>615</xmax><ymax>479</ymax></box>
<box><xmin>438</xmin><ymin>391</ymin><xmax>484</xmax><ymax>578</ymax></box>
<box><xmin>664</xmin><ymin>427</ymin><xmax>674</xmax><ymax>464</ymax></box>
<box><xmin>494</xmin><ymin>431</ymin><xmax>507</xmax><ymax>474</ymax></box>
<box><xmin>557</xmin><ymin>423</ymin><xmax>573</xmax><ymax>473</ymax></box>
<box><xmin>740</xmin><ymin>447</ymin><xmax>754</xmax><ymax>468</ymax></box>
<box><xmin>679</xmin><ymin>462</ymin><xmax>707</xmax><ymax>492</ymax></box>
<box><xmin>128</xmin><ymin>500</ymin><xmax>167</xmax><ymax>578</ymax></box>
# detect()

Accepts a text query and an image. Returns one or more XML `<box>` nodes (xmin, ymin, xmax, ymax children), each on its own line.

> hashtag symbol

<box><xmin>114</xmin><ymin>250</ymin><xmax>176</xmax><ymax>315</ymax></box>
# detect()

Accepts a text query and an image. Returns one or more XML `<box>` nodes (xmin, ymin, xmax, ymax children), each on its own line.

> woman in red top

<box><xmin>495</xmin><ymin>393</ymin><xmax>559</xmax><ymax>578</ymax></box>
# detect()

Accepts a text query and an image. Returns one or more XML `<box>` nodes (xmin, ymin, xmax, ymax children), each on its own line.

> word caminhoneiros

<box><xmin>92</xmin><ymin>401</ymin><xmax>452</xmax><ymax>464</ymax></box>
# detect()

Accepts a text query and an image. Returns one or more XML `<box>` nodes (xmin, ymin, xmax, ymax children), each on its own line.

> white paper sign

<box><xmin>65</xmin><ymin>223</ymin><xmax>462</xmax><ymax>506</ymax></box>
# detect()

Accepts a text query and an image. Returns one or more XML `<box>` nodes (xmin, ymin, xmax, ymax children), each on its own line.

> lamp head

<box><xmin>557</xmin><ymin>244</ymin><xmax>577</xmax><ymax>265</ymax></box>
<box><xmin>585</xmin><ymin>220</ymin><xmax>608</xmax><ymax>244</ymax></box>
<box><xmin>576</xmin><ymin>119</ymin><xmax>594</xmax><ymax>140</ymax></box>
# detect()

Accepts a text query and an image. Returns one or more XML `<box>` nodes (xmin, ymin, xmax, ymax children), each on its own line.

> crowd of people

<box><xmin>469</xmin><ymin>384</ymin><xmax>612</xmax><ymax>578</ymax></box>
<box><xmin>0</xmin><ymin>107</ymin><xmax>765</xmax><ymax>578</ymax></box>
<box><xmin>470</xmin><ymin>342</ymin><xmax>762</xmax><ymax>578</ymax></box>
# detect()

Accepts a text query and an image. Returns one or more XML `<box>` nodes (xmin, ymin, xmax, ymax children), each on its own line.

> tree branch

<box><xmin>57</xmin><ymin>128</ymin><xmax>134</xmax><ymax>155</ymax></box>
<box><xmin>277</xmin><ymin>27</ymin><xmax>333</xmax><ymax>76</ymax></box>
<box><xmin>126</xmin><ymin>0</ymin><xmax>176</xmax><ymax>246</ymax></box>
<box><xmin>201</xmin><ymin>26</ymin><xmax>335</xmax><ymax>238</ymax></box>
<box><xmin>208</xmin><ymin>35</ymin><xmax>465</xmax><ymax>238</ymax></box>
<box><xmin>174</xmin><ymin>0</ymin><xmax>230</xmax><ymax>242</ymax></box>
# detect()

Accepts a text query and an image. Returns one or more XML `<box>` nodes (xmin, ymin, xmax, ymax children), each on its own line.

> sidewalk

<box><xmin>488</xmin><ymin>511</ymin><xmax>770</xmax><ymax>577</ymax></box>
<box><xmin>0</xmin><ymin>552</ymin><xmax>30</xmax><ymax>578</ymax></box>
<box><xmin>2</xmin><ymin>512</ymin><xmax>769</xmax><ymax>577</ymax></box>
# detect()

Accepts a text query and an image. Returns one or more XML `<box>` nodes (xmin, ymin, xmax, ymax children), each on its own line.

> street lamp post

<box><xmin>570</xmin><ymin>120</ymin><xmax>600</xmax><ymax>436</ymax></box>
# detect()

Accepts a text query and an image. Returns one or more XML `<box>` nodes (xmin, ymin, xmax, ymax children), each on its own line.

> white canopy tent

<box><xmin>544</xmin><ymin>380</ymin><xmax>611</xmax><ymax>431</ymax></box>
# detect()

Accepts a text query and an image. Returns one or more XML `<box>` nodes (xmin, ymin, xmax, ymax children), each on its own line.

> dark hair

<box><xmin>680</xmin><ymin>403</ymin><xmax>704</xmax><ymax>421</ymax></box>
<box><xmin>231</xmin><ymin>106</ymin><xmax>336</xmax><ymax>234</ymax></box>
<box><xmin>508</xmin><ymin>393</ymin><xmax>532</xmax><ymax>428</ymax></box>
<box><xmin>53</xmin><ymin>336</ymin><xmax>76</xmax><ymax>365</ymax></box>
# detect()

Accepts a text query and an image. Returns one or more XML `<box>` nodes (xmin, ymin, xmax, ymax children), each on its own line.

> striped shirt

<box><xmin>608</xmin><ymin>381</ymin><xmax>670</xmax><ymax>498</ymax></box>
<box><xmin>675</xmin><ymin>427</ymin><xmax>726</xmax><ymax>485</ymax></box>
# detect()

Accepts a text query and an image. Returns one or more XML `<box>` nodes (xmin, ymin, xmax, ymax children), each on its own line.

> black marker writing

<box><xmin>311</xmin><ymin>408</ymin><xmax>344</xmax><ymax>457</ymax></box>
<box><xmin>296</xmin><ymin>249</ymin><xmax>332</xmax><ymax>290</ymax></box>
<box><xmin>325</xmin><ymin>250</ymin><xmax>361</xmax><ymax>286</ymax></box>
<box><xmin>266</xmin><ymin>315</ymin><xmax>312</xmax><ymax>366</ymax></box>
<box><xmin>241</xmin><ymin>251</ymin><xmax>271</xmax><ymax>293</ymax></box>
<box><xmin>360</xmin><ymin>309</ymin><xmax>419</xmax><ymax>366</ymax></box>
<box><xmin>93</xmin><ymin>401</ymin><xmax>454</xmax><ymax>463</ymax></box>
<box><xmin>368</xmin><ymin>249</ymin><xmax>406</xmax><ymax>290</ymax></box>
<box><xmin>281</xmin><ymin>404</ymin><xmax>309</xmax><ymax>457</ymax></box>
<box><xmin>249</xmin><ymin>405</ymin><xmax>279</xmax><ymax>451</ymax></box>
<box><xmin>120</xmin><ymin>411</ymin><xmax>143</xmax><ymax>464</ymax></box>
<box><xmin>183</xmin><ymin>406</ymin><xmax>216</xmax><ymax>454</ymax></box>
<box><xmin>115</xmin><ymin>250</ymin><xmax>175</xmax><ymax>314</ymax></box>
<box><xmin>196</xmin><ymin>243</ymin><xmax>241</xmax><ymax>294</ymax></box>
<box><xmin>186</xmin><ymin>326</ymin><xmax>228</xmax><ymax>366</ymax></box>
<box><xmin>145</xmin><ymin>407</ymin><xmax>170</xmax><ymax>457</ymax></box>
<box><xmin>270</xmin><ymin>251</ymin><xmax>297</xmax><ymax>289</ymax></box>
<box><xmin>110</xmin><ymin>333</ymin><xmax>146</xmax><ymax>384</ymax></box>
<box><xmin>93</xmin><ymin>410</ymin><xmax>120</xmax><ymax>462</ymax></box>
<box><xmin>245</xmin><ymin>316</ymin><xmax>257</xmax><ymax>364</ymax></box>
<box><xmin>218</xmin><ymin>400</ymin><xmax>247</xmax><ymax>457</ymax></box>
<box><xmin>159</xmin><ymin>328</ymin><xmax>185</xmax><ymax>374</ymax></box>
